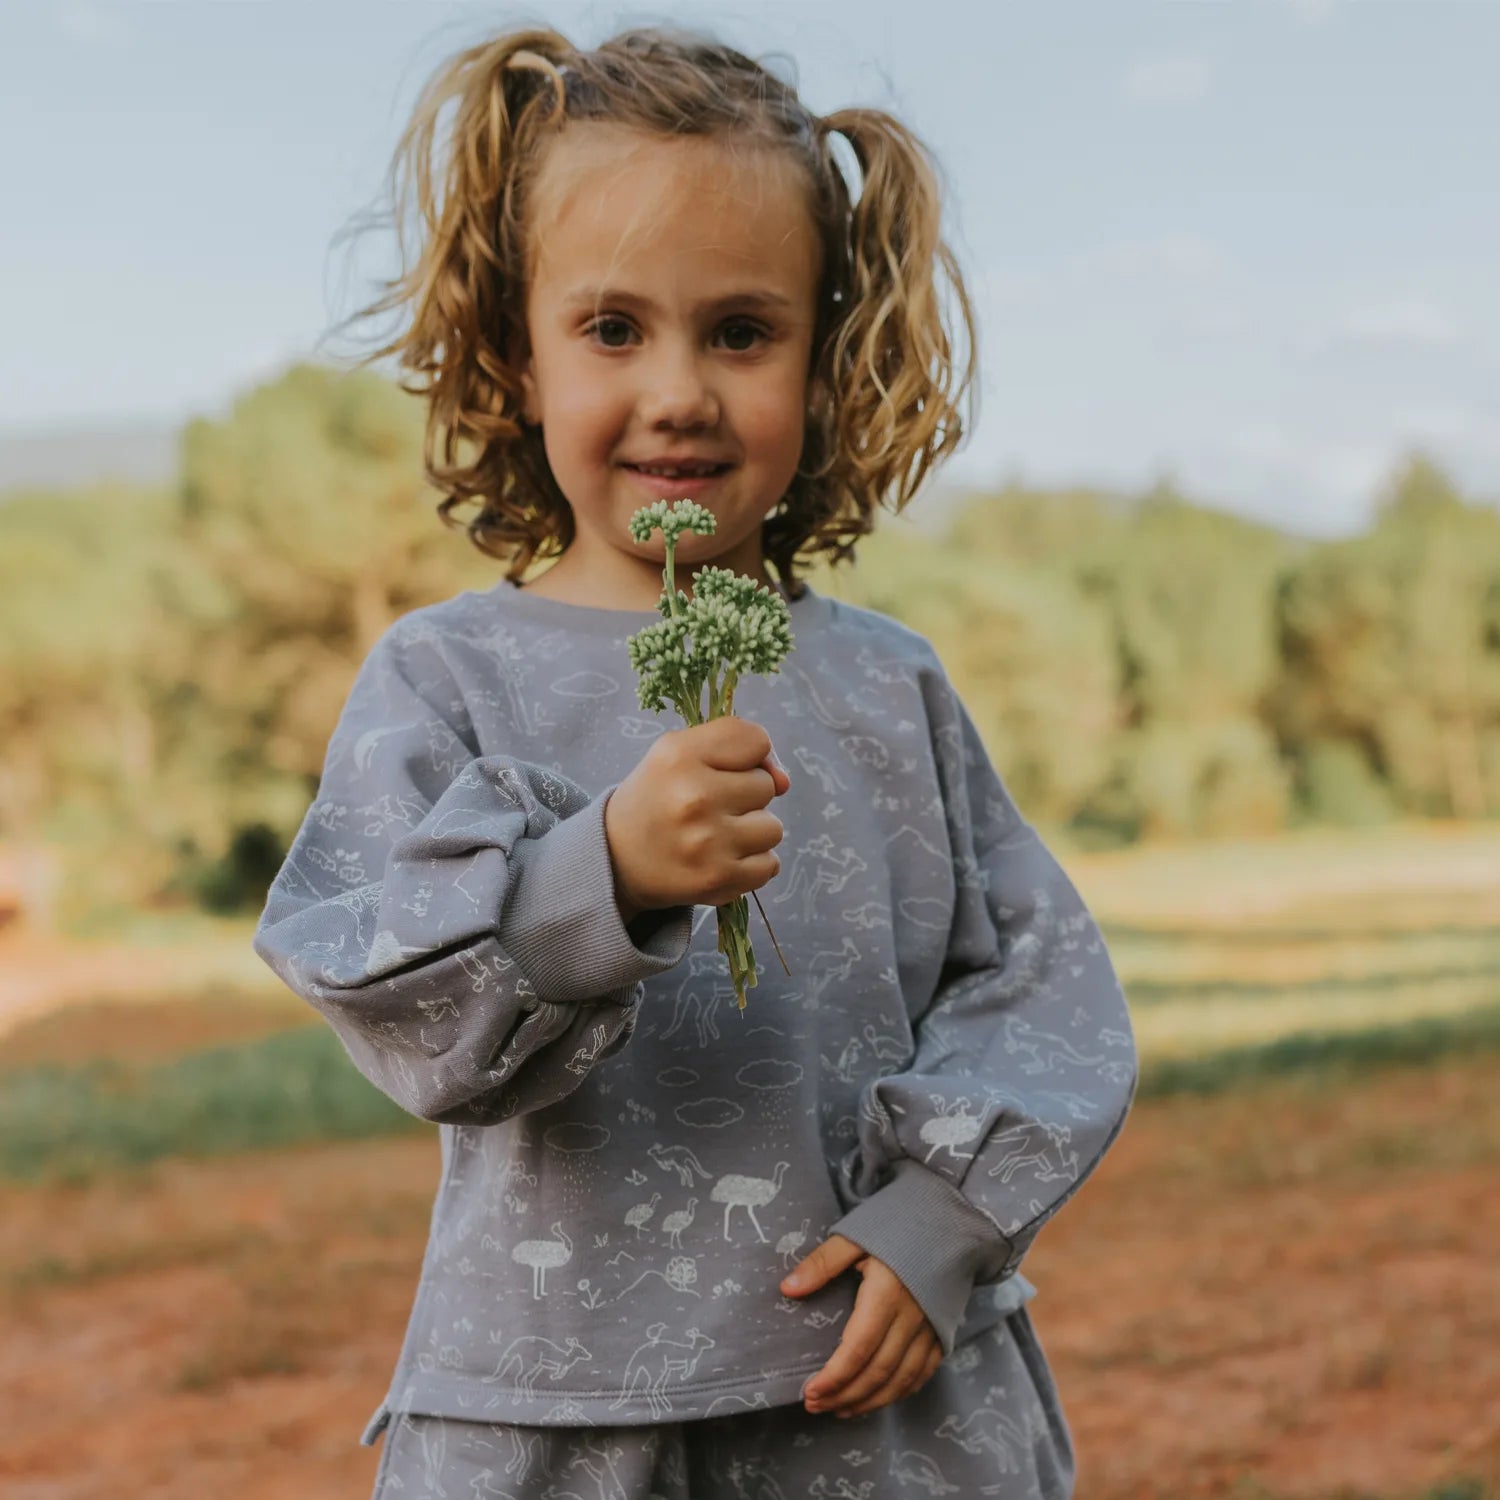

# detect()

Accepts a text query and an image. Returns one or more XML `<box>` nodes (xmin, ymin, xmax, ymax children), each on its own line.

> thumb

<box><xmin>762</xmin><ymin>748</ymin><xmax>791</xmax><ymax>796</ymax></box>
<box><xmin>780</xmin><ymin>1235</ymin><xmax>864</xmax><ymax>1296</ymax></box>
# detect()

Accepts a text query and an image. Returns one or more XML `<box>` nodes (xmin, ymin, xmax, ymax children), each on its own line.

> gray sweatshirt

<box><xmin>252</xmin><ymin>577</ymin><xmax>1136</xmax><ymax>1433</ymax></box>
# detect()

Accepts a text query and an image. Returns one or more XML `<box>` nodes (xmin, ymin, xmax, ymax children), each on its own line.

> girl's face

<box><xmin>519</xmin><ymin>124</ymin><xmax>820</xmax><ymax>608</ymax></box>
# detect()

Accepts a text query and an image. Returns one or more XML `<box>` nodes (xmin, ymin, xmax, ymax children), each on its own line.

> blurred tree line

<box><xmin>2</xmin><ymin>362</ymin><xmax>1498</xmax><ymax>924</ymax></box>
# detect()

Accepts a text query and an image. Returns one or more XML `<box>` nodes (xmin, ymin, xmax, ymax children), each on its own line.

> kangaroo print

<box><xmin>252</xmin><ymin>580</ymin><xmax>1135</xmax><ymax>1445</ymax></box>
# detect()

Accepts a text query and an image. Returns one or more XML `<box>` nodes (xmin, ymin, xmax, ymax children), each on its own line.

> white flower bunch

<box><xmin>625</xmin><ymin>499</ymin><xmax>794</xmax><ymax>1010</ymax></box>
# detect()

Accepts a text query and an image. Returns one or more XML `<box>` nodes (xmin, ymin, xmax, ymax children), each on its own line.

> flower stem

<box><xmin>665</xmin><ymin>534</ymin><xmax>681</xmax><ymax>618</ymax></box>
<box><xmin>627</xmin><ymin>500</ymin><xmax>795</xmax><ymax>1013</ymax></box>
<box><xmin>751</xmin><ymin>889</ymin><xmax>791</xmax><ymax>977</ymax></box>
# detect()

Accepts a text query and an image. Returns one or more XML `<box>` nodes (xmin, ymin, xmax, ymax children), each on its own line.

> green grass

<box><xmin>0</xmin><ymin>1026</ymin><xmax>426</xmax><ymax>1183</ymax></box>
<box><xmin>1123</xmin><ymin>961</ymin><xmax>1500</xmax><ymax>1005</ymax></box>
<box><xmin>8</xmin><ymin>826</ymin><xmax>1494</xmax><ymax>1181</ymax></box>
<box><xmin>1104</xmin><ymin>921</ymin><xmax>1500</xmax><ymax>945</ymax></box>
<box><xmin>1096</xmin><ymin>905</ymin><xmax>1500</xmax><ymax>1058</ymax></box>
<box><xmin>4</xmin><ymin>1001</ymin><xmax>1500</xmax><ymax>1184</ymax></box>
<box><xmin>1138</xmin><ymin>1003</ymin><xmax>1500</xmax><ymax>1099</ymax></box>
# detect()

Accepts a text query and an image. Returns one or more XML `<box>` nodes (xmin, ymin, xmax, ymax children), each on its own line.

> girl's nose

<box><xmin>639</xmin><ymin>357</ymin><xmax>720</xmax><ymax>431</ymax></box>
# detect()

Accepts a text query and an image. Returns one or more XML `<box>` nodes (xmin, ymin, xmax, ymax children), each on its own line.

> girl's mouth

<box><xmin>622</xmin><ymin>462</ymin><xmax>735</xmax><ymax>497</ymax></box>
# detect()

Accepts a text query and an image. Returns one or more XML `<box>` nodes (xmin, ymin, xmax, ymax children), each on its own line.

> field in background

<box><xmin>6</xmin><ymin>821</ymin><xmax>1498</xmax><ymax>1079</ymax></box>
<box><xmin>1</xmin><ymin>821</ymin><xmax>1498</xmax><ymax>1496</ymax></box>
<box><xmin>1080</xmin><ymin>821</ymin><xmax>1500</xmax><ymax>1057</ymax></box>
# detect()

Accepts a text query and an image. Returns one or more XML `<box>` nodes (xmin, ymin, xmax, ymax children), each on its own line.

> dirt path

<box><xmin>3</xmin><ymin>1056</ymin><xmax>1497</xmax><ymax>1499</ymax></box>
<box><xmin>0</xmin><ymin>924</ymin><xmax>279</xmax><ymax>1044</ymax></box>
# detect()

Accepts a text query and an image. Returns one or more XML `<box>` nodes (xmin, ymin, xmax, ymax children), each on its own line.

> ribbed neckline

<box><xmin>487</xmin><ymin>575</ymin><xmax>829</xmax><ymax>638</ymax></box>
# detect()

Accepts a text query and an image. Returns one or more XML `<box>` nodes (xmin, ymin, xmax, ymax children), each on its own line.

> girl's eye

<box><xmin>716</xmin><ymin>320</ymin><xmax>766</xmax><ymax>353</ymax></box>
<box><xmin>587</xmin><ymin>316</ymin><xmax>637</xmax><ymax>349</ymax></box>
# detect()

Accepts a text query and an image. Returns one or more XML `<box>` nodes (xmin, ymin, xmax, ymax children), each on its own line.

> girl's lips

<box><xmin>621</xmin><ymin>465</ymin><xmax>734</xmax><ymax>500</ymax></box>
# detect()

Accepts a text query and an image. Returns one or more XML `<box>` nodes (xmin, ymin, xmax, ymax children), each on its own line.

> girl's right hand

<box><xmin>605</xmin><ymin>717</ymin><xmax>790</xmax><ymax>919</ymax></box>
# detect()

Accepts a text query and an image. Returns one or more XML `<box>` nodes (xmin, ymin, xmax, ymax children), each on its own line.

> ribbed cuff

<box><xmin>498</xmin><ymin>785</ymin><xmax>694</xmax><ymax>1003</ymax></box>
<box><xmin>828</xmin><ymin>1159</ymin><xmax>1013</xmax><ymax>1356</ymax></box>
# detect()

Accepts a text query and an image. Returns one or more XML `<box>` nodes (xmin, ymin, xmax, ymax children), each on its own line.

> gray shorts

<box><xmin>368</xmin><ymin>1307</ymin><xmax>1073</xmax><ymax>1499</ymax></box>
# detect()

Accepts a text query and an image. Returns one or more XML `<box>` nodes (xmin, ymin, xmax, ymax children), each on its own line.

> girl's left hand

<box><xmin>780</xmin><ymin>1233</ymin><xmax>943</xmax><ymax>1418</ymax></box>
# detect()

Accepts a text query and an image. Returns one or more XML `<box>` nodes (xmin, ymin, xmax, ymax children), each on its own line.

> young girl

<box><xmin>254</xmin><ymin>24</ymin><xmax>1136</xmax><ymax>1499</ymax></box>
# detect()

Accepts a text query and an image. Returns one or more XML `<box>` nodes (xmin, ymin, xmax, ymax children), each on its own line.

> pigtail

<box><xmin>328</xmin><ymin>29</ymin><xmax>579</xmax><ymax>575</ymax></box>
<box><xmin>813</xmin><ymin>108</ymin><xmax>977</xmax><ymax>511</ymax></box>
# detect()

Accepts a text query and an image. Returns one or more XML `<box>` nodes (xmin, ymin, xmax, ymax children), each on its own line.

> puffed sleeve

<box><xmin>251</xmin><ymin>611</ymin><xmax>694</xmax><ymax>1126</ymax></box>
<box><xmin>826</xmin><ymin>659</ymin><xmax>1137</xmax><ymax>1354</ymax></box>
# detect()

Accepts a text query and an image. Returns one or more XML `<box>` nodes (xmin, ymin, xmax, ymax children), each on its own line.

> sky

<box><xmin>2</xmin><ymin>0</ymin><xmax>1497</xmax><ymax>536</ymax></box>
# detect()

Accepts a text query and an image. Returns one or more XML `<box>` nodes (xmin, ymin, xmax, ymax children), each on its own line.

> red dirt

<box><xmin>2</xmin><ymin>1057</ymin><xmax>1497</xmax><ymax>1499</ymax></box>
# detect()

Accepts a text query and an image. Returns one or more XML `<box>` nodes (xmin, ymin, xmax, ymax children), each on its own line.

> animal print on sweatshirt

<box><xmin>253</xmin><ymin>579</ymin><xmax>1136</xmax><ymax>1428</ymax></box>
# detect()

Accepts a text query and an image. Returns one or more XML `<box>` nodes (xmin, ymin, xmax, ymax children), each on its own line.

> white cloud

<box><xmin>1068</xmin><ymin>233</ymin><xmax>1233</xmax><ymax>283</ymax></box>
<box><xmin>1345</xmin><ymin>302</ymin><xmax>1461</xmax><ymax>348</ymax></box>
<box><xmin>199</xmin><ymin>340</ymin><xmax>318</xmax><ymax>420</ymax></box>
<box><xmin>1284</xmin><ymin>0</ymin><xmax>1341</xmax><ymax>25</ymax></box>
<box><xmin>982</xmin><ymin>264</ymin><xmax>1048</xmax><ymax>311</ymax></box>
<box><xmin>1218</xmin><ymin>423</ymin><xmax>1396</xmax><ymax>535</ymax></box>
<box><xmin>1122</xmin><ymin>55</ymin><xmax>1213</xmax><ymax>106</ymax></box>
<box><xmin>1162</xmin><ymin>302</ymin><xmax>1251</xmax><ymax>341</ymax></box>
<box><xmin>1395</xmin><ymin>401</ymin><xmax>1473</xmax><ymax>443</ymax></box>
<box><xmin>979</xmin><ymin>236</ymin><xmax>1238</xmax><ymax>330</ymax></box>
<box><xmin>1217</xmin><ymin>407</ymin><xmax>1500</xmax><ymax>527</ymax></box>
<box><xmin>1323</xmin><ymin>301</ymin><xmax>1463</xmax><ymax>353</ymax></box>
<box><xmin>1393</xmin><ymin>402</ymin><xmax>1500</xmax><ymax>466</ymax></box>
<box><xmin>56</xmin><ymin>2</ymin><xmax>131</xmax><ymax>47</ymax></box>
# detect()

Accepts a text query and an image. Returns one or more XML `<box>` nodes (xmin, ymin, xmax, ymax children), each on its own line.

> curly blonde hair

<box><xmin>330</xmin><ymin>24</ymin><xmax>977</xmax><ymax>595</ymax></box>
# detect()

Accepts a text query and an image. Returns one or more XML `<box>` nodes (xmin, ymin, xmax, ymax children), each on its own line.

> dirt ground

<box><xmin>3</xmin><ymin>1052</ymin><xmax>1497</xmax><ymax>1500</ymax></box>
<box><xmin>0</xmin><ymin>922</ymin><xmax>284</xmax><ymax>1045</ymax></box>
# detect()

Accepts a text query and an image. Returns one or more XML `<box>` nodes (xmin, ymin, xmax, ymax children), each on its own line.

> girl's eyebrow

<box><xmin>561</xmin><ymin>287</ymin><xmax>795</xmax><ymax>316</ymax></box>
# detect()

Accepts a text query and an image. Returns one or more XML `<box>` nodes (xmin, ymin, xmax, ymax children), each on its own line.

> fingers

<box><xmin>687</xmin><ymin>719</ymin><xmax>791</xmax><ymax>794</ymax></box>
<box><xmin>783</xmin><ymin>1236</ymin><xmax>864</xmax><ymax>1297</ymax></box>
<box><xmin>718</xmin><ymin>767</ymin><xmax>782</xmax><ymax>814</ymax></box>
<box><xmin>790</xmin><ymin>1246</ymin><xmax>944</xmax><ymax>1420</ymax></box>
<box><xmin>671</xmin><ymin>718</ymin><xmax>790</xmax><ymax>818</ymax></box>
<box><xmin>803</xmin><ymin>1306</ymin><xmax>892</xmax><ymax>1409</ymax></box>
<box><xmin>686</xmin><ymin>757</ymin><xmax>784</xmax><ymax>819</ymax></box>
<box><xmin>764</xmin><ymin>747</ymin><xmax>790</xmax><ymax>793</ymax></box>
<box><xmin>841</xmin><ymin>1333</ymin><xmax>942</xmax><ymax>1419</ymax></box>
<box><xmin>803</xmin><ymin>1277</ymin><xmax>905</xmax><ymax>1411</ymax></box>
<box><xmin>728</xmin><ymin>756</ymin><xmax>789</xmax><ymax>812</ymax></box>
<box><xmin>690</xmin><ymin>715</ymin><xmax>776</xmax><ymax>773</ymax></box>
<box><xmin>812</xmin><ymin>1312</ymin><xmax>924</xmax><ymax>1416</ymax></box>
<box><xmin>727</xmin><ymin>807</ymin><xmax>784</xmax><ymax>860</ymax></box>
<box><xmin>761</xmin><ymin>755</ymin><xmax>790</xmax><ymax>798</ymax></box>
